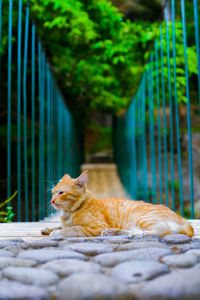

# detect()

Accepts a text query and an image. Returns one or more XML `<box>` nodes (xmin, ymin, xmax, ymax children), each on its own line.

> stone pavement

<box><xmin>0</xmin><ymin>164</ymin><xmax>199</xmax><ymax>299</ymax></box>
<box><xmin>0</xmin><ymin>233</ymin><xmax>199</xmax><ymax>299</ymax></box>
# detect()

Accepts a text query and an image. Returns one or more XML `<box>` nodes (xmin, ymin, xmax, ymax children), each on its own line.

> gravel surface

<box><xmin>0</xmin><ymin>234</ymin><xmax>199</xmax><ymax>299</ymax></box>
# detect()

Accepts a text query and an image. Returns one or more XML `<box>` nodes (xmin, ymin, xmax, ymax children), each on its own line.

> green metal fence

<box><xmin>114</xmin><ymin>0</ymin><xmax>200</xmax><ymax>219</ymax></box>
<box><xmin>0</xmin><ymin>0</ymin><xmax>82</xmax><ymax>221</ymax></box>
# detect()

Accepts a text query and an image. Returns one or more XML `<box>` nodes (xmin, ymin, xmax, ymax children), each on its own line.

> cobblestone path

<box><xmin>0</xmin><ymin>164</ymin><xmax>200</xmax><ymax>299</ymax></box>
<box><xmin>0</xmin><ymin>234</ymin><xmax>199</xmax><ymax>299</ymax></box>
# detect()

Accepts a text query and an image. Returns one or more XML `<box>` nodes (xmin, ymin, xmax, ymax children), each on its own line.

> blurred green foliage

<box><xmin>0</xmin><ymin>191</ymin><xmax>17</xmax><ymax>223</ymax></box>
<box><xmin>0</xmin><ymin>0</ymin><xmax>199</xmax><ymax>121</ymax></box>
<box><xmin>27</xmin><ymin>0</ymin><xmax>159</xmax><ymax>119</ymax></box>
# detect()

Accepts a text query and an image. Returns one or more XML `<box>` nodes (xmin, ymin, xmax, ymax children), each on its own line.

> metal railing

<box><xmin>0</xmin><ymin>0</ymin><xmax>82</xmax><ymax>221</ymax></box>
<box><xmin>114</xmin><ymin>0</ymin><xmax>200</xmax><ymax>219</ymax></box>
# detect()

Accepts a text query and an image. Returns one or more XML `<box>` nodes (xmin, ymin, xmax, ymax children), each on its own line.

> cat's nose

<box><xmin>51</xmin><ymin>199</ymin><xmax>55</xmax><ymax>204</ymax></box>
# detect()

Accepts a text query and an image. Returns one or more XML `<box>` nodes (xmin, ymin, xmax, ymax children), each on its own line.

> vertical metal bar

<box><xmin>59</xmin><ymin>96</ymin><xmax>64</xmax><ymax>178</ymax></box>
<box><xmin>132</xmin><ymin>101</ymin><xmax>137</xmax><ymax>198</ymax></box>
<box><xmin>46</xmin><ymin>63</ymin><xmax>51</xmax><ymax>215</ymax></box>
<box><xmin>58</xmin><ymin>94</ymin><xmax>62</xmax><ymax>180</ymax></box>
<box><xmin>50</xmin><ymin>74</ymin><xmax>54</xmax><ymax>184</ymax></box>
<box><xmin>155</xmin><ymin>40</ymin><xmax>163</xmax><ymax>204</ymax></box>
<box><xmin>142</xmin><ymin>74</ymin><xmax>149</xmax><ymax>202</ymax></box>
<box><xmin>42</xmin><ymin>51</ymin><xmax>45</xmax><ymax>219</ymax></box>
<box><xmin>193</xmin><ymin>0</ymin><xmax>200</xmax><ymax>114</ymax></box>
<box><xmin>38</xmin><ymin>41</ymin><xmax>42</xmax><ymax>220</ymax></box>
<box><xmin>31</xmin><ymin>23</ymin><xmax>35</xmax><ymax>221</ymax></box>
<box><xmin>7</xmin><ymin>0</ymin><xmax>13</xmax><ymax>198</ymax></box>
<box><xmin>172</xmin><ymin>0</ymin><xmax>184</xmax><ymax>215</ymax></box>
<box><xmin>135</xmin><ymin>94</ymin><xmax>140</xmax><ymax>198</ymax></box>
<box><xmin>160</xmin><ymin>25</ymin><xmax>169</xmax><ymax>207</ymax></box>
<box><xmin>166</xmin><ymin>19</ymin><xmax>175</xmax><ymax>211</ymax></box>
<box><xmin>181</xmin><ymin>0</ymin><xmax>194</xmax><ymax>218</ymax></box>
<box><xmin>17</xmin><ymin>0</ymin><xmax>22</xmax><ymax>221</ymax></box>
<box><xmin>148</xmin><ymin>55</ymin><xmax>157</xmax><ymax>204</ymax></box>
<box><xmin>23</xmin><ymin>5</ymin><xmax>29</xmax><ymax>221</ymax></box>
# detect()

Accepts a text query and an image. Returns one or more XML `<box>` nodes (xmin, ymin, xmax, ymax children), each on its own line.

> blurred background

<box><xmin>0</xmin><ymin>0</ymin><xmax>200</xmax><ymax>221</ymax></box>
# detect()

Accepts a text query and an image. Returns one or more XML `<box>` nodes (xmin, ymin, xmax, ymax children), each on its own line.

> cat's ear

<box><xmin>60</xmin><ymin>174</ymin><xmax>71</xmax><ymax>182</ymax></box>
<box><xmin>74</xmin><ymin>171</ymin><xmax>88</xmax><ymax>188</ymax></box>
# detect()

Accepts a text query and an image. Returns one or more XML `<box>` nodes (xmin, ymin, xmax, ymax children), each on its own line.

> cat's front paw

<box><xmin>50</xmin><ymin>229</ymin><xmax>65</xmax><ymax>240</ymax></box>
<box><xmin>101</xmin><ymin>229</ymin><xmax>116</xmax><ymax>237</ymax></box>
<box><xmin>128</xmin><ymin>232</ymin><xmax>146</xmax><ymax>239</ymax></box>
<box><xmin>41</xmin><ymin>227</ymin><xmax>49</xmax><ymax>235</ymax></box>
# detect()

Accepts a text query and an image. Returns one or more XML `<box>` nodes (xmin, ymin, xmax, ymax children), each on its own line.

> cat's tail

<box><xmin>180</xmin><ymin>221</ymin><xmax>194</xmax><ymax>237</ymax></box>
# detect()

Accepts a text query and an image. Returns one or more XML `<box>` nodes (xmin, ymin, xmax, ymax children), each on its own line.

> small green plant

<box><xmin>0</xmin><ymin>191</ymin><xmax>17</xmax><ymax>223</ymax></box>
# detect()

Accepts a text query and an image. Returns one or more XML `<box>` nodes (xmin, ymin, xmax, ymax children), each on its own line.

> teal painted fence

<box><xmin>114</xmin><ymin>0</ymin><xmax>200</xmax><ymax>219</ymax></box>
<box><xmin>0</xmin><ymin>0</ymin><xmax>82</xmax><ymax>221</ymax></box>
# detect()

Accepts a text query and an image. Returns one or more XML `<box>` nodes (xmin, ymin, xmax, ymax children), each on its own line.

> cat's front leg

<box><xmin>50</xmin><ymin>225</ymin><xmax>92</xmax><ymax>239</ymax></box>
<box><xmin>41</xmin><ymin>226</ymin><xmax>62</xmax><ymax>235</ymax></box>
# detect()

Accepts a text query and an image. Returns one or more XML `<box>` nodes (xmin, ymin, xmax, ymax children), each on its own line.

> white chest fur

<box><xmin>60</xmin><ymin>211</ymin><xmax>72</xmax><ymax>227</ymax></box>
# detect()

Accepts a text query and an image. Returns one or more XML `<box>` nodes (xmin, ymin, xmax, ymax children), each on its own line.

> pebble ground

<box><xmin>0</xmin><ymin>164</ymin><xmax>199</xmax><ymax>299</ymax></box>
<box><xmin>0</xmin><ymin>233</ymin><xmax>199</xmax><ymax>299</ymax></box>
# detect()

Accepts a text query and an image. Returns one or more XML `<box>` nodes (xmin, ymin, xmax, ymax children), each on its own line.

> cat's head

<box><xmin>51</xmin><ymin>171</ymin><xmax>88</xmax><ymax>211</ymax></box>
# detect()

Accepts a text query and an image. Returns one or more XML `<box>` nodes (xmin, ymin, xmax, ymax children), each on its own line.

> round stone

<box><xmin>186</xmin><ymin>249</ymin><xmax>200</xmax><ymax>258</ymax></box>
<box><xmin>132</xmin><ymin>235</ymin><xmax>161</xmax><ymax>242</ymax></box>
<box><xmin>0</xmin><ymin>239</ymin><xmax>25</xmax><ymax>249</ymax></box>
<box><xmin>67</xmin><ymin>242</ymin><xmax>113</xmax><ymax>255</ymax></box>
<box><xmin>0</xmin><ymin>257</ymin><xmax>36</xmax><ymax>269</ymax></box>
<box><xmin>0</xmin><ymin>250</ymin><xmax>14</xmax><ymax>257</ymax></box>
<box><xmin>117</xmin><ymin>241</ymin><xmax>168</xmax><ymax>251</ymax></box>
<box><xmin>136</xmin><ymin>267</ymin><xmax>200</xmax><ymax>300</ymax></box>
<box><xmin>2</xmin><ymin>267</ymin><xmax>59</xmax><ymax>287</ymax></box>
<box><xmin>59</xmin><ymin>273</ymin><xmax>131</xmax><ymax>300</ymax></box>
<box><xmin>96</xmin><ymin>236</ymin><xmax>131</xmax><ymax>244</ymax></box>
<box><xmin>161</xmin><ymin>253</ymin><xmax>198</xmax><ymax>268</ymax></box>
<box><xmin>163</xmin><ymin>234</ymin><xmax>192</xmax><ymax>244</ymax></box>
<box><xmin>18</xmin><ymin>249</ymin><xmax>87</xmax><ymax>263</ymax></box>
<box><xmin>93</xmin><ymin>248</ymin><xmax>173</xmax><ymax>267</ymax></box>
<box><xmin>175</xmin><ymin>240</ymin><xmax>200</xmax><ymax>252</ymax></box>
<box><xmin>41</xmin><ymin>259</ymin><xmax>102</xmax><ymax>276</ymax></box>
<box><xmin>66</xmin><ymin>237</ymin><xmax>100</xmax><ymax>243</ymax></box>
<box><xmin>24</xmin><ymin>239</ymin><xmax>59</xmax><ymax>249</ymax></box>
<box><xmin>111</xmin><ymin>260</ymin><xmax>169</xmax><ymax>283</ymax></box>
<box><xmin>0</xmin><ymin>280</ymin><xmax>49</xmax><ymax>299</ymax></box>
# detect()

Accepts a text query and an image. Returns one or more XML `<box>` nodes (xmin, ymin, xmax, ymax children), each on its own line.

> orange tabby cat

<box><xmin>42</xmin><ymin>171</ymin><xmax>193</xmax><ymax>238</ymax></box>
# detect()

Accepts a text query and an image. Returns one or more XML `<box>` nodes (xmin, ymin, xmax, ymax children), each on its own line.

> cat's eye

<box><xmin>59</xmin><ymin>191</ymin><xmax>64</xmax><ymax>195</ymax></box>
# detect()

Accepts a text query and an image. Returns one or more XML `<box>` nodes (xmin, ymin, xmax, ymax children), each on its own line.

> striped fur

<box><xmin>44</xmin><ymin>171</ymin><xmax>193</xmax><ymax>238</ymax></box>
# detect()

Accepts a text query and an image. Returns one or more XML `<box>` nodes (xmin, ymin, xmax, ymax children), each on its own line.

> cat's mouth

<box><xmin>52</xmin><ymin>202</ymin><xmax>62</xmax><ymax>209</ymax></box>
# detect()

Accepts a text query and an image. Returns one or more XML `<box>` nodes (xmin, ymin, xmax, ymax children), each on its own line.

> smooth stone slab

<box><xmin>161</xmin><ymin>253</ymin><xmax>198</xmax><ymax>268</ymax></box>
<box><xmin>66</xmin><ymin>237</ymin><xmax>101</xmax><ymax>243</ymax></box>
<box><xmin>175</xmin><ymin>240</ymin><xmax>200</xmax><ymax>252</ymax></box>
<box><xmin>0</xmin><ymin>239</ymin><xmax>25</xmax><ymax>249</ymax></box>
<box><xmin>163</xmin><ymin>234</ymin><xmax>192</xmax><ymax>244</ymax></box>
<box><xmin>0</xmin><ymin>280</ymin><xmax>49</xmax><ymax>300</ymax></box>
<box><xmin>94</xmin><ymin>248</ymin><xmax>173</xmax><ymax>267</ymax></box>
<box><xmin>132</xmin><ymin>235</ymin><xmax>162</xmax><ymax>241</ymax></box>
<box><xmin>2</xmin><ymin>267</ymin><xmax>59</xmax><ymax>287</ymax></box>
<box><xmin>65</xmin><ymin>236</ymin><xmax>130</xmax><ymax>244</ymax></box>
<box><xmin>111</xmin><ymin>260</ymin><xmax>169</xmax><ymax>283</ymax></box>
<box><xmin>0</xmin><ymin>257</ymin><xmax>36</xmax><ymax>269</ymax></box>
<box><xmin>18</xmin><ymin>249</ymin><xmax>87</xmax><ymax>263</ymax></box>
<box><xmin>0</xmin><ymin>249</ymin><xmax>14</xmax><ymax>257</ymax></box>
<box><xmin>186</xmin><ymin>249</ymin><xmax>200</xmax><ymax>258</ymax></box>
<box><xmin>137</xmin><ymin>267</ymin><xmax>200</xmax><ymax>300</ymax></box>
<box><xmin>95</xmin><ymin>236</ymin><xmax>131</xmax><ymax>244</ymax></box>
<box><xmin>41</xmin><ymin>259</ymin><xmax>102</xmax><ymax>276</ymax></box>
<box><xmin>59</xmin><ymin>273</ymin><xmax>132</xmax><ymax>300</ymax></box>
<box><xmin>117</xmin><ymin>241</ymin><xmax>168</xmax><ymax>251</ymax></box>
<box><xmin>67</xmin><ymin>242</ymin><xmax>113</xmax><ymax>255</ymax></box>
<box><xmin>23</xmin><ymin>239</ymin><xmax>59</xmax><ymax>249</ymax></box>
